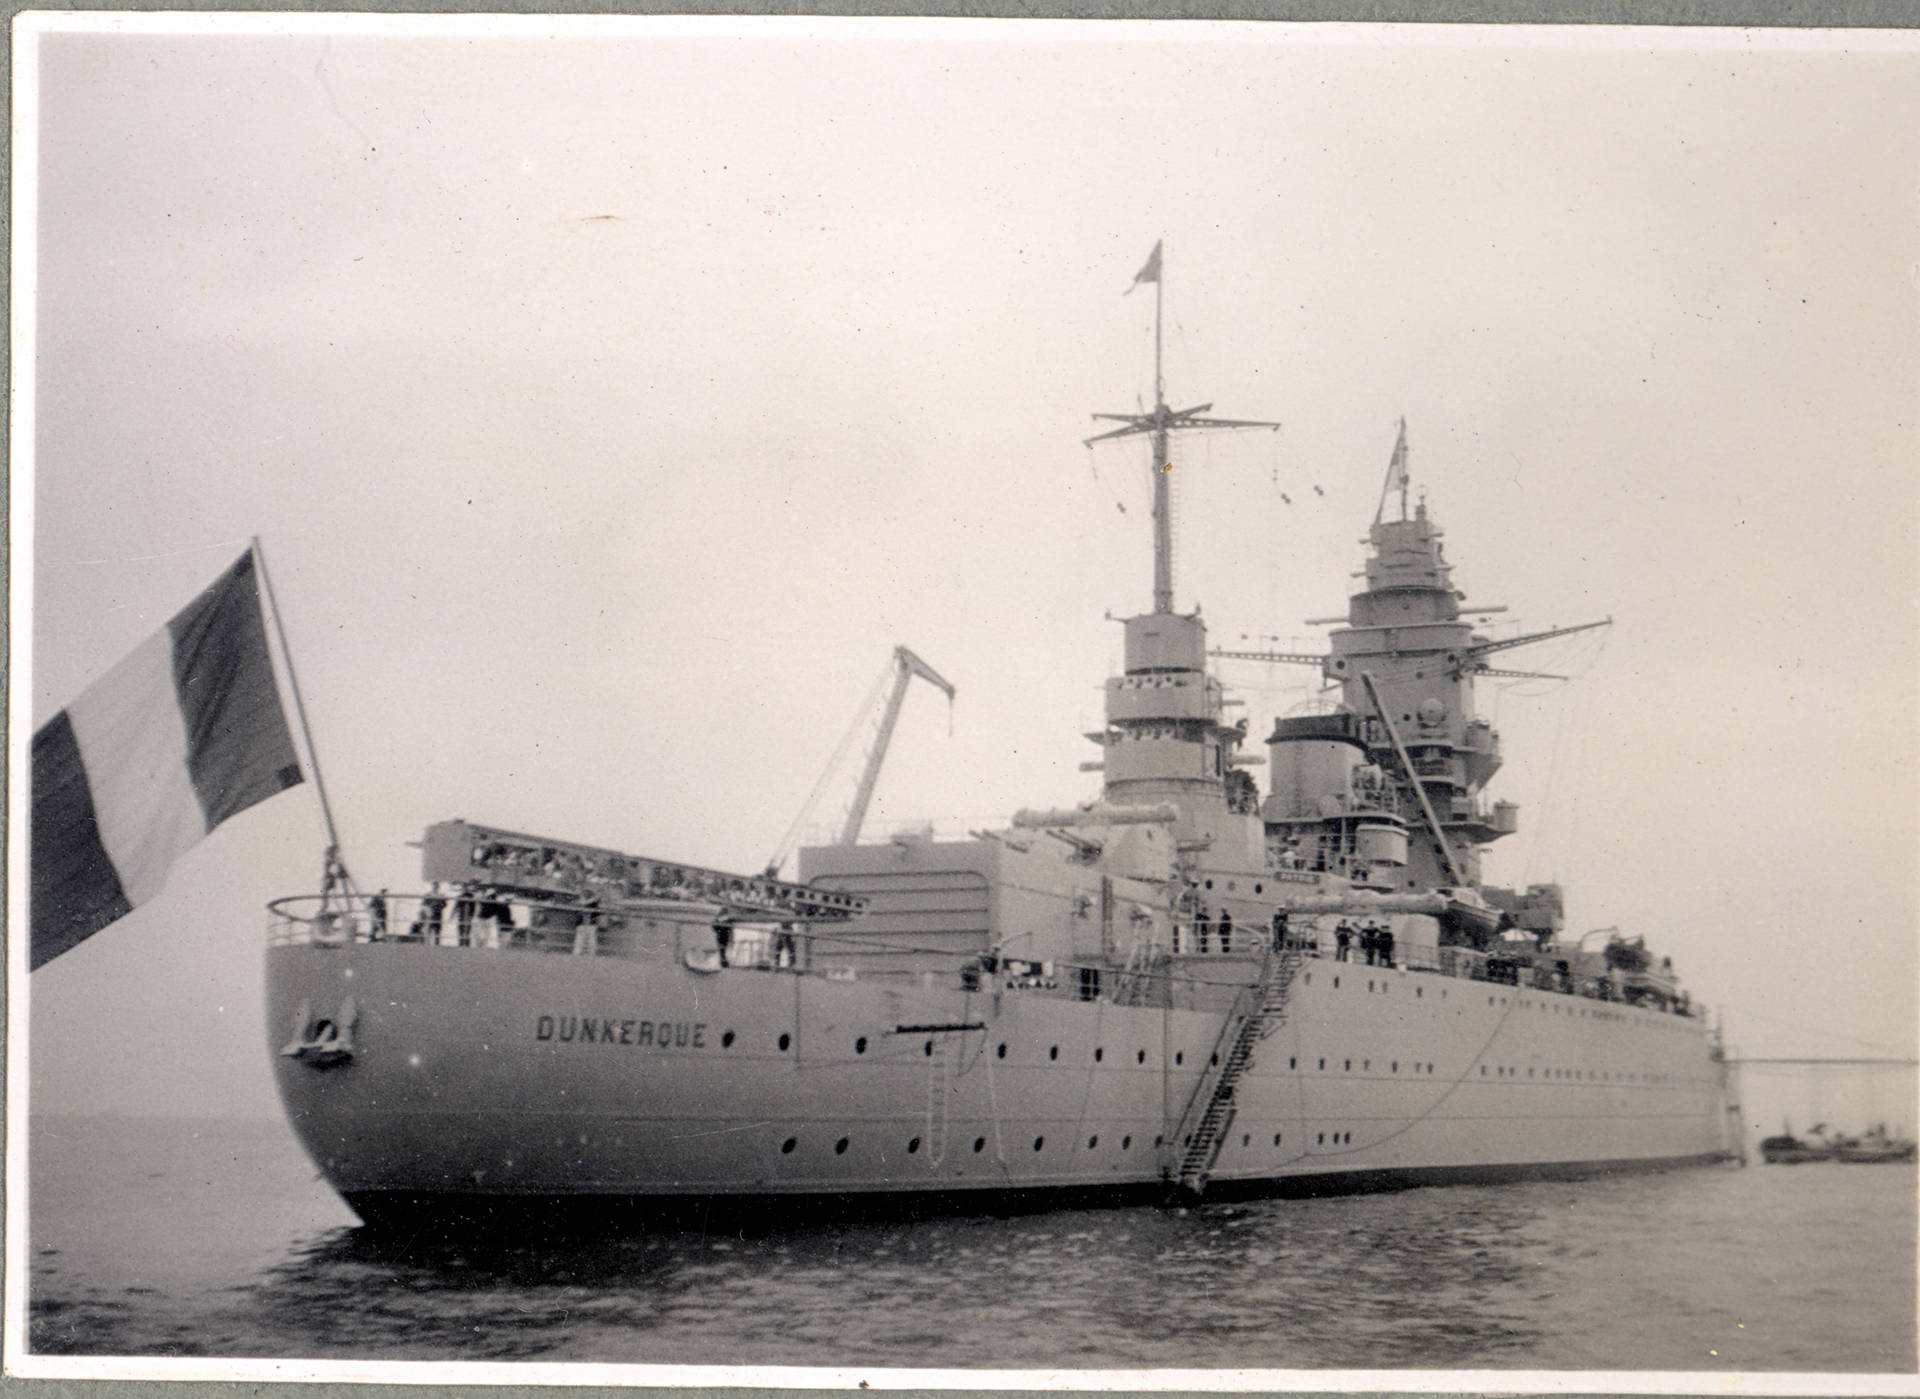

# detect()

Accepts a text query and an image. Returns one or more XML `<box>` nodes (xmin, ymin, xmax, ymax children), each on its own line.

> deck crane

<box><xmin>764</xmin><ymin>646</ymin><xmax>956</xmax><ymax>876</ymax></box>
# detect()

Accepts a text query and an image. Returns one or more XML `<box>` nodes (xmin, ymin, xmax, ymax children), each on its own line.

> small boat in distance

<box><xmin>1835</xmin><ymin>1125</ymin><xmax>1918</xmax><ymax>1165</ymax></box>
<box><xmin>1759</xmin><ymin>1122</ymin><xmax>1916</xmax><ymax>1165</ymax></box>
<box><xmin>1759</xmin><ymin>1124</ymin><xmax>1835</xmax><ymax>1164</ymax></box>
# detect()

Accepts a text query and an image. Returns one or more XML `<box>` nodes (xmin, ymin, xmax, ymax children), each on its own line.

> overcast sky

<box><xmin>13</xmin><ymin>18</ymin><xmax>1917</xmax><ymax>1134</ymax></box>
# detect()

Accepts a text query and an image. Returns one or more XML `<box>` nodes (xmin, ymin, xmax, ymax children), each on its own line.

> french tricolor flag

<box><xmin>30</xmin><ymin>549</ymin><xmax>306</xmax><ymax>970</ymax></box>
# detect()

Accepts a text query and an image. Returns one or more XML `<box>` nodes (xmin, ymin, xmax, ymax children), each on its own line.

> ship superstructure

<box><xmin>266</xmin><ymin>254</ymin><xmax>1732</xmax><ymax>1225</ymax></box>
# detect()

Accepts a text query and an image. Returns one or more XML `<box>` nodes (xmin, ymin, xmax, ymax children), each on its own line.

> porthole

<box><xmin>1273</xmin><ymin>1133</ymin><xmax>1282</xmax><ymax>1146</ymax></box>
<box><xmin>1137</xmin><ymin>1049</ymin><xmax>1147</xmax><ymax>1064</ymax></box>
<box><xmin>1317</xmin><ymin>1132</ymin><xmax>1325</xmax><ymax>1144</ymax></box>
<box><xmin>1049</xmin><ymin>1045</ymin><xmax>1059</xmax><ymax>1061</ymax></box>
<box><xmin>834</xmin><ymin>1137</ymin><xmax>849</xmax><ymax>1154</ymax></box>
<box><xmin>779</xmin><ymin>1033</ymin><xmax>791</xmax><ymax>1051</ymax></box>
<box><xmin>1344</xmin><ymin>1131</ymin><xmax>1352</xmax><ymax>1144</ymax></box>
<box><xmin>1176</xmin><ymin>1051</ymin><xmax>1185</xmax><ymax>1065</ymax></box>
<box><xmin>1095</xmin><ymin>1048</ymin><xmax>1104</xmax><ymax>1062</ymax></box>
<box><xmin>908</xmin><ymin>1137</ymin><xmax>921</xmax><ymax>1154</ymax></box>
<box><xmin>1204</xmin><ymin>879</ymin><xmax>1214</xmax><ymax>889</ymax></box>
<box><xmin>1033</xmin><ymin>1136</ymin><xmax>1045</xmax><ymax>1152</ymax></box>
<box><xmin>1289</xmin><ymin>1057</ymin><xmax>1297</xmax><ymax>1069</ymax></box>
<box><xmin>722</xmin><ymin>1030</ymin><xmax>736</xmax><ymax>1048</ymax></box>
<box><xmin>923</xmin><ymin>1041</ymin><xmax>934</xmax><ymax>1057</ymax></box>
<box><xmin>997</xmin><ymin>1043</ymin><xmax>1007</xmax><ymax>1059</ymax></box>
<box><xmin>855</xmin><ymin>1036</ymin><xmax>868</xmax><ymax>1054</ymax></box>
<box><xmin>781</xmin><ymin>1137</ymin><xmax>797</xmax><ymax>1154</ymax></box>
<box><xmin>1254</xmin><ymin>883</ymin><xmax>1263</xmax><ymax>894</ymax></box>
<box><xmin>973</xmin><ymin>1137</ymin><xmax>986</xmax><ymax>1153</ymax></box>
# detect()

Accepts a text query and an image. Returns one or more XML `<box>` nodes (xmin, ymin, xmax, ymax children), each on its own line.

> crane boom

<box><xmin>839</xmin><ymin>646</ymin><xmax>956</xmax><ymax>846</ymax></box>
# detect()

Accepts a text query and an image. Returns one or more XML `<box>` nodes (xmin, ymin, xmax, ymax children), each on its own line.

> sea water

<box><xmin>24</xmin><ymin>1115</ymin><xmax>1916</xmax><ymax>1372</ymax></box>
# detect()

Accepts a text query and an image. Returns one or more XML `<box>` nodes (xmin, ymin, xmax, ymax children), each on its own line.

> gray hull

<box><xmin>269</xmin><ymin>940</ymin><xmax>1732</xmax><ymax>1220</ymax></box>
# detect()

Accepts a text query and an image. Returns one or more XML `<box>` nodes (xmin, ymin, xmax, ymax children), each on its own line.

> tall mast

<box><xmin>1087</xmin><ymin>241</ymin><xmax>1281</xmax><ymax>614</ymax></box>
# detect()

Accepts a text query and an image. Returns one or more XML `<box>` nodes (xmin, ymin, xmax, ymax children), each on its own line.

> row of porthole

<box><xmin>751</xmin><ymin>1032</ymin><xmax>1653</xmax><ymax>1087</ymax></box>
<box><xmin>779</xmin><ymin>1132</ymin><xmax>1156</xmax><ymax>1156</ymax></box>
<box><xmin>1479</xmin><ymin>1065</ymin><xmax>1644</xmax><ymax>1081</ymax></box>
<box><xmin>774</xmin><ymin>1130</ymin><xmax>1343</xmax><ymax>1157</ymax></box>
<box><xmin>1288</xmin><ymin>1056</ymin><xmax>1437</xmax><ymax>1074</ymax></box>
<box><xmin>1489</xmin><ymin>993</ymin><xmax>1690</xmax><ymax>1027</ymax></box>
<box><xmin>1301</xmin><ymin>972</ymin><xmax>1444</xmax><ymax>999</ymax></box>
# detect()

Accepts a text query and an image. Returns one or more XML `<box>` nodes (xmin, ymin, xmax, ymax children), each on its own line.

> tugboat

<box><xmin>266</xmin><ymin>253</ymin><xmax>1735</xmax><ymax>1227</ymax></box>
<box><xmin>1759</xmin><ymin>1123</ymin><xmax>1836</xmax><ymax>1165</ymax></box>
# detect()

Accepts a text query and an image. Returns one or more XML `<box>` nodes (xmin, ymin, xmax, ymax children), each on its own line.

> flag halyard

<box><xmin>30</xmin><ymin>549</ymin><xmax>305</xmax><ymax>969</ymax></box>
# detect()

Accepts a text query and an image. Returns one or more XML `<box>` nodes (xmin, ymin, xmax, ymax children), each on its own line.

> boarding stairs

<box><xmin>1168</xmin><ymin>944</ymin><xmax>1306</xmax><ymax>1200</ymax></box>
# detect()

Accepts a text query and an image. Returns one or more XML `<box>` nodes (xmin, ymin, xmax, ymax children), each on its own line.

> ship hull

<box><xmin>269</xmin><ymin>939</ymin><xmax>1733</xmax><ymax>1225</ymax></box>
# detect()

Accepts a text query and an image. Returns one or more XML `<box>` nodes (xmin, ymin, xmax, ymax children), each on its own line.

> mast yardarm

<box><xmin>1086</xmin><ymin>241</ymin><xmax>1280</xmax><ymax>615</ymax></box>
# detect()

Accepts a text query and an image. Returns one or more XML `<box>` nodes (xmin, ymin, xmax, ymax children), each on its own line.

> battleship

<box><xmin>267</xmin><ymin>262</ymin><xmax>1736</xmax><ymax>1227</ymax></box>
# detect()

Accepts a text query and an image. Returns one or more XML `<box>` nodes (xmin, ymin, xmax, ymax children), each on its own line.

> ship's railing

<box><xmin>1155</xmin><ymin>925</ymin><xmax>1700</xmax><ymax>1016</ymax></box>
<box><xmin>267</xmin><ymin>890</ymin><xmax>1705</xmax><ymax>1018</ymax></box>
<box><xmin>266</xmin><ymin>890</ymin><xmax>814</xmax><ymax>971</ymax></box>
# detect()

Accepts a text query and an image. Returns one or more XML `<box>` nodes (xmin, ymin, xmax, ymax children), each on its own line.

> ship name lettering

<box><xmin>535</xmin><ymin>1014</ymin><xmax>708</xmax><ymax>1050</ymax></box>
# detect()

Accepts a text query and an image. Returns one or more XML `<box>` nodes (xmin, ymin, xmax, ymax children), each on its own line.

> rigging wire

<box><xmin>766</xmin><ymin>658</ymin><xmax>894</xmax><ymax>873</ymax></box>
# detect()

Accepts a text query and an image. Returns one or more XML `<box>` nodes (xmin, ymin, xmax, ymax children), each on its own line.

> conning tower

<box><xmin>1293</xmin><ymin>421</ymin><xmax>1607</xmax><ymax>897</ymax></box>
<box><xmin>1323</xmin><ymin>490</ymin><xmax>1509</xmax><ymax>889</ymax></box>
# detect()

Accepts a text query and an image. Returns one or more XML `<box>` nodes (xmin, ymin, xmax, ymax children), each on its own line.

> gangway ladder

<box><xmin>1168</xmin><ymin>944</ymin><xmax>1306</xmax><ymax>1200</ymax></box>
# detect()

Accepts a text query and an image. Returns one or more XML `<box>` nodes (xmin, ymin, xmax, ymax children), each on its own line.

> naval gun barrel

<box><xmin>1010</xmin><ymin>803</ymin><xmax>1179</xmax><ymax>829</ymax></box>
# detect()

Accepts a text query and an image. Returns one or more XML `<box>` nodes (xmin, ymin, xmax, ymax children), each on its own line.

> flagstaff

<box><xmin>1089</xmin><ymin>239</ymin><xmax>1281</xmax><ymax>614</ymax></box>
<box><xmin>252</xmin><ymin>536</ymin><xmax>354</xmax><ymax>898</ymax></box>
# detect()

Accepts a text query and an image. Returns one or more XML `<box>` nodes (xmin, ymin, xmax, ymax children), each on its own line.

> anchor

<box><xmin>279</xmin><ymin>995</ymin><xmax>358</xmax><ymax>1067</ymax></box>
